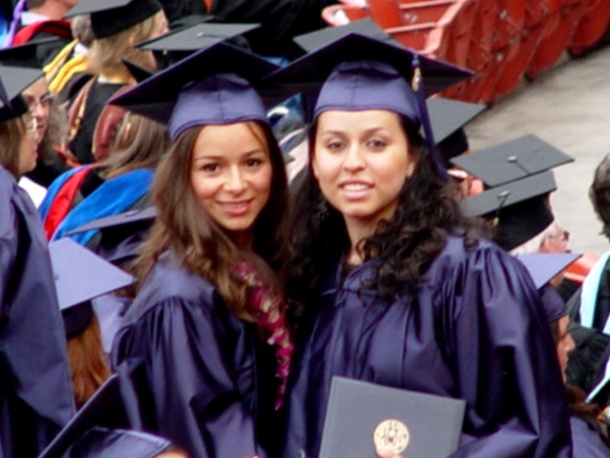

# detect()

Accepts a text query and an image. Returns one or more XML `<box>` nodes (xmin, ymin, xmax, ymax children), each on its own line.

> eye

<box><xmin>325</xmin><ymin>139</ymin><xmax>345</xmax><ymax>152</ymax></box>
<box><xmin>245</xmin><ymin>157</ymin><xmax>263</xmax><ymax>168</ymax></box>
<box><xmin>366</xmin><ymin>137</ymin><xmax>387</xmax><ymax>150</ymax></box>
<box><xmin>199</xmin><ymin>163</ymin><xmax>219</xmax><ymax>173</ymax></box>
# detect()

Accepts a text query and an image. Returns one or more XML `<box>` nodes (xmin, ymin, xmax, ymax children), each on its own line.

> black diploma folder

<box><xmin>319</xmin><ymin>377</ymin><xmax>466</xmax><ymax>458</ymax></box>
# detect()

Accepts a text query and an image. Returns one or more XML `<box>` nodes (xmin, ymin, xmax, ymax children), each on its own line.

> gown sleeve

<box><xmin>1</xmin><ymin>178</ymin><xmax>75</xmax><ymax>457</ymax></box>
<box><xmin>442</xmin><ymin>244</ymin><xmax>572</xmax><ymax>458</ymax></box>
<box><xmin>111</xmin><ymin>294</ymin><xmax>267</xmax><ymax>458</ymax></box>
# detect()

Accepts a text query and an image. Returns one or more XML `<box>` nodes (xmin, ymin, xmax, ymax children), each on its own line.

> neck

<box><xmin>344</xmin><ymin>217</ymin><xmax>380</xmax><ymax>265</ymax></box>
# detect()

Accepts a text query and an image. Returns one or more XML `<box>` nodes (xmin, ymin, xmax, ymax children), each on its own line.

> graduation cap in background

<box><xmin>462</xmin><ymin>171</ymin><xmax>557</xmax><ymax>251</ymax></box>
<box><xmin>64</xmin><ymin>0</ymin><xmax>163</xmax><ymax>39</ymax></box>
<box><xmin>136</xmin><ymin>21</ymin><xmax>259</xmax><ymax>53</ymax></box>
<box><xmin>450</xmin><ymin>134</ymin><xmax>573</xmax><ymax>187</ymax></box>
<box><xmin>48</xmin><ymin>238</ymin><xmax>135</xmax><ymax>338</ymax></box>
<box><xmin>66</xmin><ymin>206</ymin><xmax>157</xmax><ymax>236</ymax></box>
<box><xmin>516</xmin><ymin>252</ymin><xmax>582</xmax><ymax>290</ymax></box>
<box><xmin>0</xmin><ymin>65</ymin><xmax>43</xmax><ymax>122</ymax></box>
<box><xmin>135</xmin><ymin>21</ymin><xmax>260</xmax><ymax>69</ymax></box>
<box><xmin>293</xmin><ymin>18</ymin><xmax>395</xmax><ymax>53</ymax></box>
<box><xmin>39</xmin><ymin>375</ymin><xmax>173</xmax><ymax>458</ymax></box>
<box><xmin>110</xmin><ymin>41</ymin><xmax>294</xmax><ymax>141</ymax></box>
<box><xmin>122</xmin><ymin>59</ymin><xmax>154</xmax><ymax>83</ymax></box>
<box><xmin>426</xmin><ymin>98</ymin><xmax>485</xmax><ymax>168</ymax></box>
<box><xmin>0</xmin><ymin>37</ymin><xmax>61</xmax><ymax>68</ymax></box>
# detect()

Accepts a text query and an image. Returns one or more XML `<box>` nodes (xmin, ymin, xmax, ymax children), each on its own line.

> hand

<box><xmin>375</xmin><ymin>444</ymin><xmax>405</xmax><ymax>458</ymax></box>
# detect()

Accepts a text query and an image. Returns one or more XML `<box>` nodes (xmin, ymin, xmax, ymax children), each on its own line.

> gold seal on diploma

<box><xmin>373</xmin><ymin>419</ymin><xmax>410</xmax><ymax>454</ymax></box>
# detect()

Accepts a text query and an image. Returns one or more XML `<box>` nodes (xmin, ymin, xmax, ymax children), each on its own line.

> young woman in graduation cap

<box><xmin>0</xmin><ymin>65</ymin><xmax>74</xmax><ymax>457</ymax></box>
<box><xmin>109</xmin><ymin>42</ymin><xmax>292</xmax><ymax>458</ymax></box>
<box><xmin>277</xmin><ymin>33</ymin><xmax>572</xmax><ymax>458</ymax></box>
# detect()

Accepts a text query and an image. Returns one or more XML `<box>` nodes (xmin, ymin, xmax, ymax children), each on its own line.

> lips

<box><xmin>217</xmin><ymin>199</ymin><xmax>253</xmax><ymax>216</ymax></box>
<box><xmin>339</xmin><ymin>180</ymin><xmax>373</xmax><ymax>199</ymax></box>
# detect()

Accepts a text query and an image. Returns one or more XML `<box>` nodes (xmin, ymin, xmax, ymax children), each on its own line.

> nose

<box><xmin>225</xmin><ymin>166</ymin><xmax>246</xmax><ymax>194</ymax></box>
<box><xmin>343</xmin><ymin>143</ymin><xmax>365</xmax><ymax>172</ymax></box>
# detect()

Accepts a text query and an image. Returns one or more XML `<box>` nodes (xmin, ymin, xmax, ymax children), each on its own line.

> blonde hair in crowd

<box><xmin>86</xmin><ymin>10</ymin><xmax>165</xmax><ymax>80</ymax></box>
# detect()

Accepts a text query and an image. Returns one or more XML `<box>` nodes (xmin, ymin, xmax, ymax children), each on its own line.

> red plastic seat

<box><xmin>568</xmin><ymin>0</ymin><xmax>610</xmax><ymax>56</ymax></box>
<box><xmin>526</xmin><ymin>0</ymin><xmax>590</xmax><ymax>80</ymax></box>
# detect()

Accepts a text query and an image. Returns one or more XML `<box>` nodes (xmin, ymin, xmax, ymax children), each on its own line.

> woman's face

<box><xmin>18</xmin><ymin>114</ymin><xmax>39</xmax><ymax>177</ymax></box>
<box><xmin>313</xmin><ymin>110</ymin><xmax>416</xmax><ymax>230</ymax></box>
<box><xmin>190</xmin><ymin>122</ymin><xmax>273</xmax><ymax>245</ymax></box>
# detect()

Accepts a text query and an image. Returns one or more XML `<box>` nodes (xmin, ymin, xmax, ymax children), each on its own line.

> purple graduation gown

<box><xmin>283</xmin><ymin>236</ymin><xmax>572</xmax><ymax>458</ymax></box>
<box><xmin>0</xmin><ymin>167</ymin><xmax>74</xmax><ymax>458</ymax></box>
<box><xmin>111</xmin><ymin>250</ymin><xmax>278</xmax><ymax>458</ymax></box>
<box><xmin>570</xmin><ymin>416</ymin><xmax>610</xmax><ymax>457</ymax></box>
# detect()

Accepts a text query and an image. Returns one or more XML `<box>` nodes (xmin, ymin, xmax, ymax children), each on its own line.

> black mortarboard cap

<box><xmin>293</xmin><ymin>18</ymin><xmax>395</xmax><ymax>54</ymax></box>
<box><xmin>110</xmin><ymin>41</ymin><xmax>287</xmax><ymax>141</ymax></box>
<box><xmin>136</xmin><ymin>22</ymin><xmax>259</xmax><ymax>53</ymax></box>
<box><xmin>49</xmin><ymin>238</ymin><xmax>135</xmax><ymax>311</ymax></box>
<box><xmin>64</xmin><ymin>0</ymin><xmax>163</xmax><ymax>39</ymax></box>
<box><xmin>462</xmin><ymin>171</ymin><xmax>556</xmax><ymax>218</ymax></box>
<box><xmin>462</xmin><ymin>171</ymin><xmax>557</xmax><ymax>251</ymax></box>
<box><xmin>426</xmin><ymin>98</ymin><xmax>485</xmax><ymax>144</ymax></box>
<box><xmin>516</xmin><ymin>253</ymin><xmax>582</xmax><ymax>290</ymax></box>
<box><xmin>450</xmin><ymin>134</ymin><xmax>573</xmax><ymax>187</ymax></box>
<box><xmin>0</xmin><ymin>65</ymin><xmax>43</xmax><ymax>122</ymax></box>
<box><xmin>39</xmin><ymin>375</ymin><xmax>129</xmax><ymax>458</ymax></box>
<box><xmin>0</xmin><ymin>37</ymin><xmax>60</xmax><ymax>68</ymax></box>
<box><xmin>122</xmin><ymin>59</ymin><xmax>154</xmax><ymax>83</ymax></box>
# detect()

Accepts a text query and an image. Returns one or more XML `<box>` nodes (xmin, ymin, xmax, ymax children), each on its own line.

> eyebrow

<box><xmin>319</xmin><ymin>126</ymin><xmax>389</xmax><ymax>136</ymax></box>
<box><xmin>192</xmin><ymin>149</ymin><xmax>267</xmax><ymax>162</ymax></box>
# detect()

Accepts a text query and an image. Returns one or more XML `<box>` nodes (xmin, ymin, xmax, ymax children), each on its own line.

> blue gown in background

<box><xmin>111</xmin><ymin>250</ymin><xmax>278</xmax><ymax>458</ymax></box>
<box><xmin>283</xmin><ymin>236</ymin><xmax>572</xmax><ymax>458</ymax></box>
<box><xmin>0</xmin><ymin>166</ymin><xmax>74</xmax><ymax>458</ymax></box>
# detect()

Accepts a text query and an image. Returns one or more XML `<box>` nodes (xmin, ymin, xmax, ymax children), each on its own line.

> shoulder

<box><xmin>427</xmin><ymin>235</ymin><xmax>524</xmax><ymax>280</ymax></box>
<box><xmin>126</xmin><ymin>252</ymin><xmax>218</xmax><ymax>321</ymax></box>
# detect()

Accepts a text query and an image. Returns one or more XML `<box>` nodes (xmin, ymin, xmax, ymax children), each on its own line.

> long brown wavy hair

<box><xmin>134</xmin><ymin>121</ymin><xmax>290</xmax><ymax>322</ymax></box>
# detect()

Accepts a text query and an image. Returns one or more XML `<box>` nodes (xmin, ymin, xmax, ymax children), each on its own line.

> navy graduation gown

<box><xmin>283</xmin><ymin>236</ymin><xmax>571</xmax><ymax>458</ymax></box>
<box><xmin>111</xmin><ymin>251</ymin><xmax>277</xmax><ymax>458</ymax></box>
<box><xmin>0</xmin><ymin>167</ymin><xmax>74</xmax><ymax>458</ymax></box>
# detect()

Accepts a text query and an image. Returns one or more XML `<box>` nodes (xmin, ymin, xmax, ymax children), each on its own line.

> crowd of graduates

<box><xmin>2</xmin><ymin>0</ymin><xmax>610</xmax><ymax>457</ymax></box>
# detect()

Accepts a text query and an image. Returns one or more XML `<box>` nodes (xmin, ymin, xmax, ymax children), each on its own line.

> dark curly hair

<box><xmin>287</xmin><ymin>116</ymin><xmax>480</xmax><ymax>323</ymax></box>
<box><xmin>590</xmin><ymin>154</ymin><xmax>610</xmax><ymax>241</ymax></box>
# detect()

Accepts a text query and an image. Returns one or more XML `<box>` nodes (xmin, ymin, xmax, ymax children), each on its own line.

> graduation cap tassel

<box><xmin>411</xmin><ymin>55</ymin><xmax>450</xmax><ymax>181</ymax></box>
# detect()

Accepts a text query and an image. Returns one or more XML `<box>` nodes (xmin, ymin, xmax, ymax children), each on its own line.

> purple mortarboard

<box><xmin>48</xmin><ymin>238</ymin><xmax>135</xmax><ymax>337</ymax></box>
<box><xmin>64</xmin><ymin>0</ymin><xmax>163</xmax><ymax>39</ymax></box>
<box><xmin>110</xmin><ymin>41</ymin><xmax>288</xmax><ymax>141</ymax></box>
<box><xmin>516</xmin><ymin>253</ymin><xmax>582</xmax><ymax>290</ymax></box>
<box><xmin>66</xmin><ymin>206</ymin><xmax>157</xmax><ymax>236</ymax></box>
<box><xmin>451</xmin><ymin>134</ymin><xmax>573</xmax><ymax>187</ymax></box>
<box><xmin>0</xmin><ymin>65</ymin><xmax>42</xmax><ymax>122</ymax></box>
<box><xmin>268</xmin><ymin>33</ymin><xmax>473</xmax><ymax>177</ymax></box>
<box><xmin>462</xmin><ymin>171</ymin><xmax>557</xmax><ymax>251</ymax></box>
<box><xmin>40</xmin><ymin>375</ymin><xmax>171</xmax><ymax>458</ymax></box>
